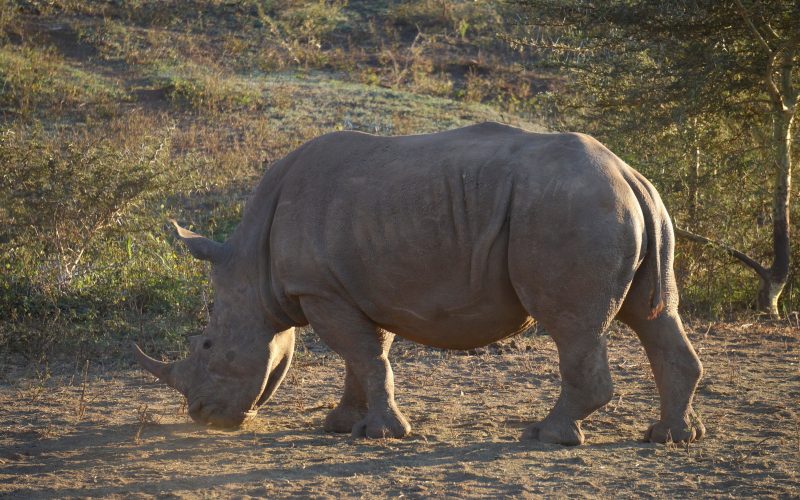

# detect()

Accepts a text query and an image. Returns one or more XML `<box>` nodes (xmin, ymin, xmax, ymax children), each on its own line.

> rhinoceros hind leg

<box><xmin>302</xmin><ymin>297</ymin><xmax>412</xmax><ymax>439</ymax></box>
<box><xmin>522</xmin><ymin>330</ymin><xmax>614</xmax><ymax>446</ymax></box>
<box><xmin>617</xmin><ymin>308</ymin><xmax>704</xmax><ymax>443</ymax></box>
<box><xmin>324</xmin><ymin>363</ymin><xmax>368</xmax><ymax>433</ymax></box>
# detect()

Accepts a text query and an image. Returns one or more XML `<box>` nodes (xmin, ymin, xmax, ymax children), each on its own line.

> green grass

<box><xmin>0</xmin><ymin>45</ymin><xmax>127</xmax><ymax>118</ymax></box>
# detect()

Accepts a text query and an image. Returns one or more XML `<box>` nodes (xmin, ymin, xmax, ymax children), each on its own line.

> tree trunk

<box><xmin>689</xmin><ymin>138</ymin><xmax>700</xmax><ymax>226</ymax></box>
<box><xmin>761</xmin><ymin>109</ymin><xmax>794</xmax><ymax>318</ymax></box>
<box><xmin>687</xmin><ymin>117</ymin><xmax>701</xmax><ymax>228</ymax></box>
<box><xmin>757</xmin><ymin>277</ymin><xmax>783</xmax><ymax>318</ymax></box>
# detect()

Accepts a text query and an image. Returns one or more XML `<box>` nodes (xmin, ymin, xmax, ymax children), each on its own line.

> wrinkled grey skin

<box><xmin>135</xmin><ymin>122</ymin><xmax>705</xmax><ymax>445</ymax></box>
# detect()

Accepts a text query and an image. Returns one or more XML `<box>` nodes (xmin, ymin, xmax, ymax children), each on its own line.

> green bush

<box><xmin>0</xmin><ymin>122</ymin><xmax>207</xmax><ymax>354</ymax></box>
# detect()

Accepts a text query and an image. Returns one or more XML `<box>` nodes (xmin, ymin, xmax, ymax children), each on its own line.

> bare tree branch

<box><xmin>766</xmin><ymin>48</ymin><xmax>788</xmax><ymax>111</ymax></box>
<box><xmin>735</xmin><ymin>0</ymin><xmax>786</xmax><ymax>110</ymax></box>
<box><xmin>674</xmin><ymin>227</ymin><xmax>770</xmax><ymax>281</ymax></box>
<box><xmin>762</xmin><ymin>19</ymin><xmax>780</xmax><ymax>43</ymax></box>
<box><xmin>734</xmin><ymin>0</ymin><xmax>773</xmax><ymax>53</ymax></box>
<box><xmin>779</xmin><ymin>47</ymin><xmax>799</xmax><ymax>108</ymax></box>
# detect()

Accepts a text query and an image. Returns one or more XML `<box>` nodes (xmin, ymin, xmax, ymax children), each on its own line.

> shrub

<box><xmin>154</xmin><ymin>62</ymin><xmax>264</xmax><ymax>112</ymax></box>
<box><xmin>0</xmin><ymin>120</ymin><xmax>206</xmax><ymax>353</ymax></box>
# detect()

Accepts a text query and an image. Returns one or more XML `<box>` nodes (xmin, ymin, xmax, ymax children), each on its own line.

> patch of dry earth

<box><xmin>0</xmin><ymin>322</ymin><xmax>798</xmax><ymax>498</ymax></box>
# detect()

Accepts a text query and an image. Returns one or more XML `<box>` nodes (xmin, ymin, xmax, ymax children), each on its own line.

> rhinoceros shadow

<box><xmin>3</xmin><ymin>416</ymin><xmax>653</xmax><ymax>498</ymax></box>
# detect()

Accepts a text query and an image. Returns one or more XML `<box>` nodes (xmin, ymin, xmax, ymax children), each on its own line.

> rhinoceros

<box><xmin>134</xmin><ymin>122</ymin><xmax>705</xmax><ymax>445</ymax></box>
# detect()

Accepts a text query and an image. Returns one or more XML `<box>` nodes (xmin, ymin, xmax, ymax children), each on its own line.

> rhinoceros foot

<box><xmin>522</xmin><ymin>418</ymin><xmax>585</xmax><ymax>446</ymax></box>
<box><xmin>324</xmin><ymin>404</ymin><xmax>368</xmax><ymax>433</ymax></box>
<box><xmin>351</xmin><ymin>407</ymin><xmax>411</xmax><ymax>439</ymax></box>
<box><xmin>645</xmin><ymin>410</ymin><xmax>705</xmax><ymax>444</ymax></box>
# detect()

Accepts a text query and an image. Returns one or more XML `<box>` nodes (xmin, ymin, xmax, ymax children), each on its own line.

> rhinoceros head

<box><xmin>133</xmin><ymin>221</ymin><xmax>295</xmax><ymax>428</ymax></box>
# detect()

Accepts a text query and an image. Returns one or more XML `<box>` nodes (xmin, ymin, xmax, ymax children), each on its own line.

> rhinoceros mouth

<box><xmin>188</xmin><ymin>398</ymin><xmax>257</xmax><ymax>428</ymax></box>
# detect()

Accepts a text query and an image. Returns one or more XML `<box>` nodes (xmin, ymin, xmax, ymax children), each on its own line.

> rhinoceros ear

<box><xmin>170</xmin><ymin>219</ymin><xmax>228</xmax><ymax>264</ymax></box>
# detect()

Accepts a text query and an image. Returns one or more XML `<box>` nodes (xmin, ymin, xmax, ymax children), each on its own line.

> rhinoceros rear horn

<box><xmin>170</xmin><ymin>219</ymin><xmax>228</xmax><ymax>264</ymax></box>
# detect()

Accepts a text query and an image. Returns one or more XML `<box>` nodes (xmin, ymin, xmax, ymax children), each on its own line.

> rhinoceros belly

<box><xmin>372</xmin><ymin>293</ymin><xmax>534</xmax><ymax>350</ymax></box>
<box><xmin>350</xmin><ymin>221</ymin><xmax>533</xmax><ymax>349</ymax></box>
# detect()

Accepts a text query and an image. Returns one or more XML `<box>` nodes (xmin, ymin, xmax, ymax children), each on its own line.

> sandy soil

<box><xmin>1</xmin><ymin>321</ymin><xmax>798</xmax><ymax>498</ymax></box>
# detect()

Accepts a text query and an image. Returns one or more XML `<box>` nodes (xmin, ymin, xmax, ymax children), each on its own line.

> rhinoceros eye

<box><xmin>202</xmin><ymin>340</ymin><xmax>212</xmax><ymax>349</ymax></box>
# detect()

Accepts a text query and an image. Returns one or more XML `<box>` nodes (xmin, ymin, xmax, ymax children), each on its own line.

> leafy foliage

<box><xmin>0</xmin><ymin>120</ymin><xmax>206</xmax><ymax>354</ymax></box>
<box><xmin>507</xmin><ymin>0</ymin><xmax>800</xmax><ymax>316</ymax></box>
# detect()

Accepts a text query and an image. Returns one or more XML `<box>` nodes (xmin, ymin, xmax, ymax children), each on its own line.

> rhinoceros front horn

<box><xmin>132</xmin><ymin>342</ymin><xmax>182</xmax><ymax>392</ymax></box>
<box><xmin>170</xmin><ymin>219</ymin><xmax>228</xmax><ymax>264</ymax></box>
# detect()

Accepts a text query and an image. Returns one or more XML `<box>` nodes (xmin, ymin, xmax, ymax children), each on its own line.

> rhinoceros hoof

<box><xmin>522</xmin><ymin>418</ymin><xmax>585</xmax><ymax>446</ymax></box>
<box><xmin>324</xmin><ymin>405</ymin><xmax>367</xmax><ymax>433</ymax></box>
<box><xmin>351</xmin><ymin>411</ymin><xmax>411</xmax><ymax>439</ymax></box>
<box><xmin>645</xmin><ymin>417</ymin><xmax>705</xmax><ymax>444</ymax></box>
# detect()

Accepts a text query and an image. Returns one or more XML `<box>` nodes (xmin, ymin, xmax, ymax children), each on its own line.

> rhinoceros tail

<box><xmin>623</xmin><ymin>168</ymin><xmax>665</xmax><ymax>320</ymax></box>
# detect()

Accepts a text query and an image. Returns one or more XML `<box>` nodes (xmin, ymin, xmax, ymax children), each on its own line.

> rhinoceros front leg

<box><xmin>324</xmin><ymin>363</ymin><xmax>368</xmax><ymax>433</ymax></box>
<box><xmin>302</xmin><ymin>297</ymin><xmax>411</xmax><ymax>439</ymax></box>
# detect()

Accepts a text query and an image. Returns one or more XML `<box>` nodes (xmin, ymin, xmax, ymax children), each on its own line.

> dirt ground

<box><xmin>1</xmin><ymin>320</ymin><xmax>798</xmax><ymax>498</ymax></box>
